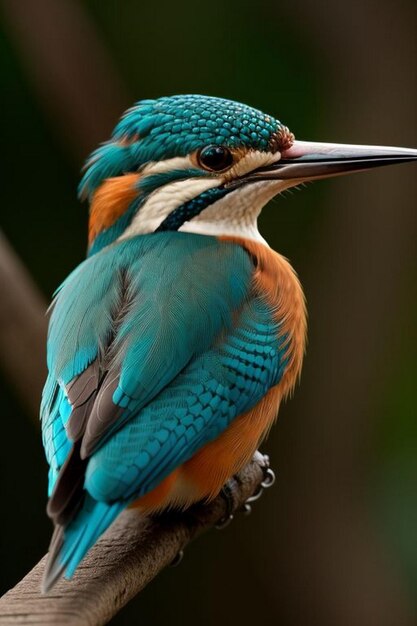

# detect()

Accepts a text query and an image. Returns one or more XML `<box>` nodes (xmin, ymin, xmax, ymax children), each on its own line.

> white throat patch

<box><xmin>179</xmin><ymin>180</ymin><xmax>285</xmax><ymax>244</ymax></box>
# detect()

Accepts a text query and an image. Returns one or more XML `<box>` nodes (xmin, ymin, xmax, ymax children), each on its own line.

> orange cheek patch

<box><xmin>88</xmin><ymin>173</ymin><xmax>141</xmax><ymax>244</ymax></box>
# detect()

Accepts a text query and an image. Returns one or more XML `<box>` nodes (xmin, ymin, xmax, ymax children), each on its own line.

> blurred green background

<box><xmin>0</xmin><ymin>1</ymin><xmax>416</xmax><ymax>624</ymax></box>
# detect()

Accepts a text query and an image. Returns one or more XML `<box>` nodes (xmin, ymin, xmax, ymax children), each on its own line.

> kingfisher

<box><xmin>41</xmin><ymin>94</ymin><xmax>417</xmax><ymax>591</ymax></box>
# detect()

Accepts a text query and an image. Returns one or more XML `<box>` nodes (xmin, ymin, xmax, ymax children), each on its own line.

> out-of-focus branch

<box><xmin>0</xmin><ymin>0</ymin><xmax>130</xmax><ymax>161</ymax></box>
<box><xmin>0</xmin><ymin>457</ymin><xmax>268</xmax><ymax>626</ymax></box>
<box><xmin>0</xmin><ymin>231</ymin><xmax>47</xmax><ymax>419</ymax></box>
<box><xmin>0</xmin><ymin>0</ymin><xmax>131</xmax><ymax>413</ymax></box>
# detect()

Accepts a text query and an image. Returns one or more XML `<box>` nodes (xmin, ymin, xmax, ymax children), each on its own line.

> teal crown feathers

<box><xmin>79</xmin><ymin>95</ymin><xmax>285</xmax><ymax>200</ymax></box>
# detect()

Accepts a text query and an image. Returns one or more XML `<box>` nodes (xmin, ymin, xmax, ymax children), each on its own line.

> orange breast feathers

<box><xmin>234</xmin><ymin>236</ymin><xmax>307</xmax><ymax>400</ymax></box>
<box><xmin>88</xmin><ymin>173</ymin><xmax>140</xmax><ymax>245</ymax></box>
<box><xmin>180</xmin><ymin>237</ymin><xmax>307</xmax><ymax>502</ymax></box>
<box><xmin>133</xmin><ymin>237</ymin><xmax>307</xmax><ymax>513</ymax></box>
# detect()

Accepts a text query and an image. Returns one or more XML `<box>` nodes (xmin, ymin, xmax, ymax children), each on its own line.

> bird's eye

<box><xmin>197</xmin><ymin>145</ymin><xmax>234</xmax><ymax>172</ymax></box>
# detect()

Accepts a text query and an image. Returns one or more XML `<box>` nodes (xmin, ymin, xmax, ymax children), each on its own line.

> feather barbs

<box><xmin>224</xmin><ymin>237</ymin><xmax>307</xmax><ymax>399</ymax></box>
<box><xmin>129</xmin><ymin>237</ymin><xmax>307</xmax><ymax>510</ymax></box>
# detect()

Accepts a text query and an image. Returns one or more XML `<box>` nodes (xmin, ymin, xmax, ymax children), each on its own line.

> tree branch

<box><xmin>0</xmin><ymin>456</ymin><xmax>269</xmax><ymax>626</ymax></box>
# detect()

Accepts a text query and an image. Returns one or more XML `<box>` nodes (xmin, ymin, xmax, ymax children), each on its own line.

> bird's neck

<box><xmin>178</xmin><ymin>180</ymin><xmax>282</xmax><ymax>245</ymax></box>
<box><xmin>179</xmin><ymin>215</ymin><xmax>267</xmax><ymax>244</ymax></box>
<box><xmin>87</xmin><ymin>176</ymin><xmax>283</xmax><ymax>255</ymax></box>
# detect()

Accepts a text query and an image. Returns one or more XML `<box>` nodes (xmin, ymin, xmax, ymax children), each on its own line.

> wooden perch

<box><xmin>0</xmin><ymin>456</ymin><xmax>270</xmax><ymax>625</ymax></box>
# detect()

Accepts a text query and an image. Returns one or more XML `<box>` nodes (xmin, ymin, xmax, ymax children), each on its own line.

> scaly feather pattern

<box><xmin>41</xmin><ymin>232</ymin><xmax>290</xmax><ymax>586</ymax></box>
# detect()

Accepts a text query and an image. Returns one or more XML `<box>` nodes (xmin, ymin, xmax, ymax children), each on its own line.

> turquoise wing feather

<box><xmin>42</xmin><ymin>384</ymin><xmax>72</xmax><ymax>495</ymax></box>
<box><xmin>42</xmin><ymin>232</ymin><xmax>252</xmax><ymax>493</ymax></box>
<box><xmin>41</xmin><ymin>231</ymin><xmax>286</xmax><ymax>587</ymax></box>
<box><xmin>86</xmin><ymin>294</ymin><xmax>286</xmax><ymax>502</ymax></box>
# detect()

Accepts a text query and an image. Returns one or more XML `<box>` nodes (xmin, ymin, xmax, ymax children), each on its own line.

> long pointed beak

<box><xmin>250</xmin><ymin>140</ymin><xmax>417</xmax><ymax>182</ymax></box>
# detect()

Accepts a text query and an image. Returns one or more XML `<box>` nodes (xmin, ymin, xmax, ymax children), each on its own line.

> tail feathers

<box><xmin>42</xmin><ymin>494</ymin><xmax>124</xmax><ymax>593</ymax></box>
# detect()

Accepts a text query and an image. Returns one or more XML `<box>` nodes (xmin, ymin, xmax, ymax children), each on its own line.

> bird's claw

<box><xmin>261</xmin><ymin>466</ymin><xmax>276</xmax><ymax>489</ymax></box>
<box><xmin>241</xmin><ymin>502</ymin><xmax>252</xmax><ymax>516</ymax></box>
<box><xmin>240</xmin><ymin>455</ymin><xmax>276</xmax><ymax>516</ymax></box>
<box><xmin>216</xmin><ymin>453</ymin><xmax>276</xmax><ymax>527</ymax></box>
<box><xmin>215</xmin><ymin>478</ymin><xmax>236</xmax><ymax>529</ymax></box>
<box><xmin>170</xmin><ymin>548</ymin><xmax>184</xmax><ymax>567</ymax></box>
<box><xmin>215</xmin><ymin>512</ymin><xmax>234</xmax><ymax>529</ymax></box>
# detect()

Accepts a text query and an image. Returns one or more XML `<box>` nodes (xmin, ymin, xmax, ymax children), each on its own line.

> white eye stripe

<box><xmin>140</xmin><ymin>155</ymin><xmax>194</xmax><ymax>176</ymax></box>
<box><xmin>139</xmin><ymin>149</ymin><xmax>281</xmax><ymax>179</ymax></box>
<box><xmin>225</xmin><ymin>150</ymin><xmax>281</xmax><ymax>179</ymax></box>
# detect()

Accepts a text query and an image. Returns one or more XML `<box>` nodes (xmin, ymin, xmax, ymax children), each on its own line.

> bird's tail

<box><xmin>42</xmin><ymin>494</ymin><xmax>124</xmax><ymax>593</ymax></box>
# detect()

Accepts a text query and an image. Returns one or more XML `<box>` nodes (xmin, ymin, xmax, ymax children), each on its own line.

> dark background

<box><xmin>1</xmin><ymin>1</ymin><xmax>416</xmax><ymax>624</ymax></box>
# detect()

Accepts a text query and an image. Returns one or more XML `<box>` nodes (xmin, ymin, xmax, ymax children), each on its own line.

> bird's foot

<box><xmin>215</xmin><ymin>452</ymin><xmax>276</xmax><ymax>529</ymax></box>
<box><xmin>215</xmin><ymin>476</ymin><xmax>239</xmax><ymax>529</ymax></box>
<box><xmin>241</xmin><ymin>452</ymin><xmax>275</xmax><ymax>517</ymax></box>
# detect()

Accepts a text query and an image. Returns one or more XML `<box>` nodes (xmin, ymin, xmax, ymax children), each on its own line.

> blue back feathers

<box><xmin>41</xmin><ymin>232</ymin><xmax>287</xmax><ymax>586</ymax></box>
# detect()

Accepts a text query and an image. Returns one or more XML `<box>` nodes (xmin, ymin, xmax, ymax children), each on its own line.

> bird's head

<box><xmin>81</xmin><ymin>95</ymin><xmax>417</xmax><ymax>255</ymax></box>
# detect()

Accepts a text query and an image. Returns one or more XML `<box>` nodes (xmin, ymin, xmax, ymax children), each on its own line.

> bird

<box><xmin>41</xmin><ymin>94</ymin><xmax>417</xmax><ymax>592</ymax></box>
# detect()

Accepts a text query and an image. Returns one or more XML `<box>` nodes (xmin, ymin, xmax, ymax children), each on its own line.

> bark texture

<box><xmin>0</xmin><ymin>457</ymin><xmax>269</xmax><ymax>626</ymax></box>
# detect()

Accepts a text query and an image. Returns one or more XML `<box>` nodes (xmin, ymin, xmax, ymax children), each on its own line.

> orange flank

<box><xmin>88</xmin><ymin>173</ymin><xmax>140</xmax><ymax>244</ymax></box>
<box><xmin>182</xmin><ymin>385</ymin><xmax>282</xmax><ymax>502</ymax></box>
<box><xmin>131</xmin><ymin>468</ymin><xmax>180</xmax><ymax>511</ymax></box>
<box><xmin>183</xmin><ymin>237</ymin><xmax>307</xmax><ymax>502</ymax></box>
<box><xmin>228</xmin><ymin>236</ymin><xmax>307</xmax><ymax>400</ymax></box>
<box><xmin>131</xmin><ymin>388</ymin><xmax>282</xmax><ymax>514</ymax></box>
<box><xmin>132</xmin><ymin>237</ymin><xmax>307</xmax><ymax>514</ymax></box>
